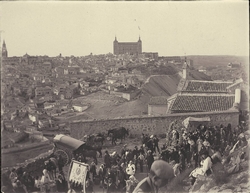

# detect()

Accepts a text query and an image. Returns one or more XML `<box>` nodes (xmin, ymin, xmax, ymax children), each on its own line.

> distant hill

<box><xmin>186</xmin><ymin>55</ymin><xmax>248</xmax><ymax>68</ymax></box>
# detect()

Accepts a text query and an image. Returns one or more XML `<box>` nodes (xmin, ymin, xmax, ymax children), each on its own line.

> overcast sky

<box><xmin>0</xmin><ymin>1</ymin><xmax>248</xmax><ymax>57</ymax></box>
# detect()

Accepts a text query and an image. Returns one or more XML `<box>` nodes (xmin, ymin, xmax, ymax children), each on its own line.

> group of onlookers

<box><xmin>2</xmin><ymin>119</ymin><xmax>248</xmax><ymax>193</ymax></box>
<box><xmin>2</xmin><ymin>156</ymin><xmax>68</xmax><ymax>193</ymax></box>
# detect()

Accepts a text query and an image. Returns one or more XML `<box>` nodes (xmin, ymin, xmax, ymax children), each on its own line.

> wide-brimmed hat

<box><xmin>150</xmin><ymin>160</ymin><xmax>174</xmax><ymax>181</ymax></box>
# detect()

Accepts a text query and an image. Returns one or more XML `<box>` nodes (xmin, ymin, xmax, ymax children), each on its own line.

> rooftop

<box><xmin>180</xmin><ymin>80</ymin><xmax>233</xmax><ymax>93</ymax></box>
<box><xmin>170</xmin><ymin>93</ymin><xmax>235</xmax><ymax>113</ymax></box>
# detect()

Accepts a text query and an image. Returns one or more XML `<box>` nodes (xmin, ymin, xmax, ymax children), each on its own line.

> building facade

<box><xmin>113</xmin><ymin>37</ymin><xmax>142</xmax><ymax>55</ymax></box>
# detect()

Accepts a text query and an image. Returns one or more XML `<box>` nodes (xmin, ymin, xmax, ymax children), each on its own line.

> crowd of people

<box><xmin>2</xmin><ymin>120</ymin><xmax>249</xmax><ymax>193</ymax></box>
<box><xmin>3</xmin><ymin>155</ymin><xmax>68</xmax><ymax>193</ymax></box>
<box><xmin>92</xmin><ymin>122</ymin><xmax>248</xmax><ymax>193</ymax></box>
<box><xmin>70</xmin><ymin>135</ymin><xmax>162</xmax><ymax>193</ymax></box>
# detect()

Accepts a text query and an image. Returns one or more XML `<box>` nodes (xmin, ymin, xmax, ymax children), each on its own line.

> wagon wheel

<box><xmin>54</xmin><ymin>150</ymin><xmax>69</xmax><ymax>166</ymax></box>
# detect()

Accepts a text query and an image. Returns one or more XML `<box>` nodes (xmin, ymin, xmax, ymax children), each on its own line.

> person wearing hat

<box><xmin>104</xmin><ymin>150</ymin><xmax>111</xmax><ymax>169</ymax></box>
<box><xmin>153</xmin><ymin>135</ymin><xmax>160</xmax><ymax>154</ymax></box>
<box><xmin>133</xmin><ymin>146</ymin><xmax>139</xmax><ymax>171</ymax></box>
<box><xmin>121</xmin><ymin>144</ymin><xmax>127</xmax><ymax>157</ymax></box>
<box><xmin>133</xmin><ymin>160</ymin><xmax>174</xmax><ymax>193</ymax></box>
<box><xmin>146</xmin><ymin>150</ymin><xmax>154</xmax><ymax>171</ymax></box>
<box><xmin>138</xmin><ymin>152</ymin><xmax>145</xmax><ymax>173</ymax></box>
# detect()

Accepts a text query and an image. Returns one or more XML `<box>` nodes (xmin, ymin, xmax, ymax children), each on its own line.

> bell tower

<box><xmin>113</xmin><ymin>36</ymin><xmax>118</xmax><ymax>55</ymax></box>
<box><xmin>2</xmin><ymin>40</ymin><xmax>8</xmax><ymax>58</ymax></box>
<box><xmin>137</xmin><ymin>36</ymin><xmax>142</xmax><ymax>54</ymax></box>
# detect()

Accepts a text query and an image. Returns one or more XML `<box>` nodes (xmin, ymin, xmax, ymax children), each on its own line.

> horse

<box><xmin>96</xmin><ymin>133</ymin><xmax>106</xmax><ymax>143</ymax></box>
<box><xmin>81</xmin><ymin>144</ymin><xmax>103</xmax><ymax>158</ymax></box>
<box><xmin>88</xmin><ymin>133</ymin><xmax>106</xmax><ymax>146</ymax></box>
<box><xmin>108</xmin><ymin>127</ymin><xmax>129</xmax><ymax>145</ymax></box>
<box><xmin>91</xmin><ymin>146</ymin><xmax>103</xmax><ymax>158</ymax></box>
<box><xmin>82</xmin><ymin>150</ymin><xmax>98</xmax><ymax>164</ymax></box>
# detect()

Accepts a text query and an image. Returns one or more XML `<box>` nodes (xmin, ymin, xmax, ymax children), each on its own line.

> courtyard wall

<box><xmin>70</xmin><ymin>110</ymin><xmax>239</xmax><ymax>139</ymax></box>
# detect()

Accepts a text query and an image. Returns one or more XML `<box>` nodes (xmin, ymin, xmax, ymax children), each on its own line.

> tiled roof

<box><xmin>182</xmin><ymin>80</ymin><xmax>233</xmax><ymax>93</ymax></box>
<box><xmin>149</xmin><ymin>96</ymin><xmax>169</xmax><ymax>105</ymax></box>
<box><xmin>170</xmin><ymin>94</ymin><xmax>235</xmax><ymax>113</ymax></box>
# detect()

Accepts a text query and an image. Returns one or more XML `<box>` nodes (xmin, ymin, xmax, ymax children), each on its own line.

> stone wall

<box><xmin>70</xmin><ymin>110</ymin><xmax>239</xmax><ymax>140</ymax></box>
<box><xmin>148</xmin><ymin>105</ymin><xmax>168</xmax><ymax>116</ymax></box>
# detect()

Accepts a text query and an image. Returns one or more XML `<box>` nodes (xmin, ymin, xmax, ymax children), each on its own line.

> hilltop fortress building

<box><xmin>113</xmin><ymin>37</ymin><xmax>142</xmax><ymax>55</ymax></box>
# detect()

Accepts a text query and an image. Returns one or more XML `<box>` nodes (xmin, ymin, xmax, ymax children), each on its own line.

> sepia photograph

<box><xmin>0</xmin><ymin>1</ymin><xmax>249</xmax><ymax>193</ymax></box>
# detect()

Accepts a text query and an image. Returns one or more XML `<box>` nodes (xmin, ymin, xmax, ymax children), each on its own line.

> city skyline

<box><xmin>0</xmin><ymin>1</ymin><xmax>249</xmax><ymax>57</ymax></box>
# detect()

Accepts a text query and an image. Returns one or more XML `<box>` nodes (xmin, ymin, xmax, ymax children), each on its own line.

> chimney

<box><xmin>235</xmin><ymin>88</ymin><xmax>241</xmax><ymax>104</ymax></box>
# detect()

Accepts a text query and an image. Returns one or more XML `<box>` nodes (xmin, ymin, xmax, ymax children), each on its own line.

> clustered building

<box><xmin>1</xmin><ymin>37</ymin><xmax>246</xmax><ymax>136</ymax></box>
<box><xmin>148</xmin><ymin>61</ymin><xmax>244</xmax><ymax>116</ymax></box>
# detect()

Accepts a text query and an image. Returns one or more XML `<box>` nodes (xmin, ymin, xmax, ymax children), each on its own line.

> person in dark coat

<box><xmin>120</xmin><ymin>144</ymin><xmax>127</xmax><ymax>157</ymax></box>
<box><xmin>132</xmin><ymin>146</ymin><xmax>139</xmax><ymax>170</ymax></box>
<box><xmin>86</xmin><ymin>178</ymin><xmax>94</xmax><ymax>193</ymax></box>
<box><xmin>104</xmin><ymin>151</ymin><xmax>112</xmax><ymax>169</ymax></box>
<box><xmin>146</xmin><ymin>150</ymin><xmax>154</xmax><ymax>171</ymax></box>
<box><xmin>90</xmin><ymin>161</ymin><xmax>97</xmax><ymax>179</ymax></box>
<box><xmin>106</xmin><ymin>178</ymin><xmax>117</xmax><ymax>193</ymax></box>
<box><xmin>56</xmin><ymin>174</ymin><xmax>68</xmax><ymax>192</ymax></box>
<box><xmin>21</xmin><ymin>172</ymin><xmax>34</xmax><ymax>192</ymax></box>
<box><xmin>117</xmin><ymin>166</ymin><xmax>127</xmax><ymax>193</ymax></box>
<box><xmin>57</xmin><ymin>155</ymin><xmax>64</xmax><ymax>172</ymax></box>
<box><xmin>153</xmin><ymin>136</ymin><xmax>160</xmax><ymax>154</ymax></box>
<box><xmin>138</xmin><ymin>146</ymin><xmax>145</xmax><ymax>156</ymax></box>
<box><xmin>178</xmin><ymin>150</ymin><xmax>186</xmax><ymax>171</ymax></box>
<box><xmin>138</xmin><ymin>152</ymin><xmax>145</xmax><ymax>173</ymax></box>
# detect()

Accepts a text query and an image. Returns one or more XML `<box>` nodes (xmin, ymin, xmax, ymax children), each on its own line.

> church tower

<box><xmin>182</xmin><ymin>57</ymin><xmax>189</xmax><ymax>79</ymax></box>
<box><xmin>137</xmin><ymin>36</ymin><xmax>142</xmax><ymax>54</ymax></box>
<box><xmin>2</xmin><ymin>40</ymin><xmax>8</xmax><ymax>58</ymax></box>
<box><xmin>113</xmin><ymin>36</ymin><xmax>118</xmax><ymax>55</ymax></box>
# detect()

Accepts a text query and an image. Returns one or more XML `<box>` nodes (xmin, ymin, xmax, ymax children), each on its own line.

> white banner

<box><xmin>68</xmin><ymin>160</ymin><xmax>88</xmax><ymax>193</ymax></box>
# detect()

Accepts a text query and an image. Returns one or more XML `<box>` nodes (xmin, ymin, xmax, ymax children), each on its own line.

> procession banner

<box><xmin>68</xmin><ymin>160</ymin><xmax>88</xmax><ymax>193</ymax></box>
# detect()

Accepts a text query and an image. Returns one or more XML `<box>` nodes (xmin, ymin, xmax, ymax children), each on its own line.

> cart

<box><xmin>53</xmin><ymin>134</ymin><xmax>87</xmax><ymax>166</ymax></box>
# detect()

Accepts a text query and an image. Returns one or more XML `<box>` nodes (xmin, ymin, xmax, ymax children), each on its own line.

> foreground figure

<box><xmin>133</xmin><ymin>160</ymin><xmax>174</xmax><ymax>193</ymax></box>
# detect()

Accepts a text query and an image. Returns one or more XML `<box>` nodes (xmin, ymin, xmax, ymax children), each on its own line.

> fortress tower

<box><xmin>113</xmin><ymin>37</ymin><xmax>142</xmax><ymax>55</ymax></box>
